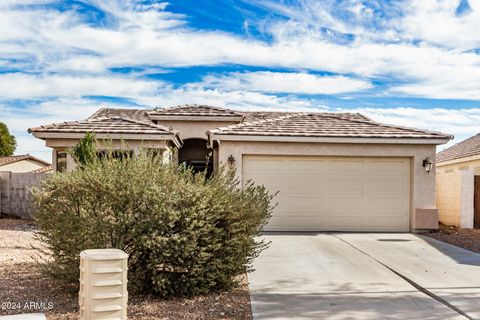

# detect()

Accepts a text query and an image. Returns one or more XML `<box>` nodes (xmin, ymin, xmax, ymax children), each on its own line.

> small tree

<box><xmin>0</xmin><ymin>122</ymin><xmax>16</xmax><ymax>156</ymax></box>
<box><xmin>69</xmin><ymin>132</ymin><xmax>96</xmax><ymax>167</ymax></box>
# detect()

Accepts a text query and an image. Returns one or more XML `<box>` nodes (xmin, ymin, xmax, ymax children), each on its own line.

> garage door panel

<box><xmin>325</xmin><ymin>176</ymin><xmax>365</xmax><ymax>194</ymax></box>
<box><xmin>366</xmin><ymin>176</ymin><xmax>409</xmax><ymax>194</ymax></box>
<box><xmin>324</xmin><ymin>195</ymin><xmax>365</xmax><ymax>212</ymax></box>
<box><xmin>324</xmin><ymin>159</ymin><xmax>366</xmax><ymax>174</ymax></box>
<box><xmin>286</xmin><ymin>176</ymin><xmax>327</xmax><ymax>193</ymax></box>
<box><xmin>274</xmin><ymin>195</ymin><xmax>329</xmax><ymax>213</ymax></box>
<box><xmin>368</xmin><ymin>160</ymin><xmax>409</xmax><ymax>174</ymax></box>
<box><xmin>243</xmin><ymin>155</ymin><xmax>410</xmax><ymax>232</ymax></box>
<box><xmin>366</xmin><ymin>196</ymin><xmax>409</xmax><ymax>213</ymax></box>
<box><xmin>287</xmin><ymin>159</ymin><xmax>326</xmax><ymax>174</ymax></box>
<box><xmin>243</xmin><ymin>159</ymin><xmax>285</xmax><ymax>173</ymax></box>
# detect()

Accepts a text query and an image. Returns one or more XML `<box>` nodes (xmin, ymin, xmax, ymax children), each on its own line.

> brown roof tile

<box><xmin>209</xmin><ymin>112</ymin><xmax>451</xmax><ymax>140</ymax></box>
<box><xmin>0</xmin><ymin>154</ymin><xmax>51</xmax><ymax>167</ymax></box>
<box><xmin>32</xmin><ymin>165</ymin><xmax>53</xmax><ymax>173</ymax></box>
<box><xmin>437</xmin><ymin>134</ymin><xmax>480</xmax><ymax>163</ymax></box>
<box><xmin>148</xmin><ymin>104</ymin><xmax>243</xmax><ymax>117</ymax></box>
<box><xmin>88</xmin><ymin>108</ymin><xmax>150</xmax><ymax>122</ymax></box>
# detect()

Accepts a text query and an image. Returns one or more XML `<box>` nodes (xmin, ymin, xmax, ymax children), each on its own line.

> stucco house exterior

<box><xmin>436</xmin><ymin>134</ymin><xmax>480</xmax><ymax>228</ymax></box>
<box><xmin>0</xmin><ymin>154</ymin><xmax>52</xmax><ymax>173</ymax></box>
<box><xmin>29</xmin><ymin>104</ymin><xmax>452</xmax><ymax>232</ymax></box>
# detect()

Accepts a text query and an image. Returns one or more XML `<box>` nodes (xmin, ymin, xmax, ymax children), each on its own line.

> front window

<box><xmin>56</xmin><ymin>151</ymin><xmax>67</xmax><ymax>172</ymax></box>
<box><xmin>97</xmin><ymin>150</ymin><xmax>134</xmax><ymax>160</ymax></box>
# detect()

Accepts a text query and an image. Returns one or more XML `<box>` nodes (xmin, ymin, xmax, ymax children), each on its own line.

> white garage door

<box><xmin>243</xmin><ymin>155</ymin><xmax>411</xmax><ymax>232</ymax></box>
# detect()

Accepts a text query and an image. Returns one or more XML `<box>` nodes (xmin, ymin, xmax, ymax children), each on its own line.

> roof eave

<box><xmin>29</xmin><ymin>131</ymin><xmax>178</xmax><ymax>141</ymax></box>
<box><xmin>437</xmin><ymin>153</ymin><xmax>480</xmax><ymax>166</ymax></box>
<box><xmin>207</xmin><ymin>134</ymin><xmax>451</xmax><ymax>145</ymax></box>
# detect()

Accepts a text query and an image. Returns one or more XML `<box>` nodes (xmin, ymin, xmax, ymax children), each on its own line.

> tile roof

<box><xmin>148</xmin><ymin>104</ymin><xmax>244</xmax><ymax>117</ymax></box>
<box><xmin>437</xmin><ymin>133</ymin><xmax>480</xmax><ymax>163</ymax></box>
<box><xmin>88</xmin><ymin>108</ymin><xmax>150</xmax><ymax>122</ymax></box>
<box><xmin>209</xmin><ymin>112</ymin><xmax>452</xmax><ymax>140</ymax></box>
<box><xmin>0</xmin><ymin>154</ymin><xmax>51</xmax><ymax>167</ymax></box>
<box><xmin>29</xmin><ymin>116</ymin><xmax>173</xmax><ymax>135</ymax></box>
<box><xmin>29</xmin><ymin>106</ymin><xmax>452</xmax><ymax>145</ymax></box>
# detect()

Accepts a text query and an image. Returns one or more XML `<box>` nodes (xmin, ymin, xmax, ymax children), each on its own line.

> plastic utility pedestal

<box><xmin>79</xmin><ymin>249</ymin><xmax>128</xmax><ymax>320</ymax></box>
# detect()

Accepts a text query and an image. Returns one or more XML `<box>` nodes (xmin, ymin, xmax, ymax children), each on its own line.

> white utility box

<box><xmin>79</xmin><ymin>249</ymin><xmax>128</xmax><ymax>320</ymax></box>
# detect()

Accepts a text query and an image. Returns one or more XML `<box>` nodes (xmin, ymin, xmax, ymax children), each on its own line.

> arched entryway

<box><xmin>178</xmin><ymin>138</ymin><xmax>213</xmax><ymax>176</ymax></box>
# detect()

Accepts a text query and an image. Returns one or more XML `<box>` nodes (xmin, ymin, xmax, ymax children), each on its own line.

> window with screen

<box><xmin>56</xmin><ymin>151</ymin><xmax>67</xmax><ymax>172</ymax></box>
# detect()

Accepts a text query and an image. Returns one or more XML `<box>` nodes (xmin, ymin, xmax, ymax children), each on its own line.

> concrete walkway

<box><xmin>248</xmin><ymin>233</ymin><xmax>480</xmax><ymax>320</ymax></box>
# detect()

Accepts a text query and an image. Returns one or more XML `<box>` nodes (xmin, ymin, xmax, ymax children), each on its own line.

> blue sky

<box><xmin>1</xmin><ymin>0</ymin><xmax>480</xmax><ymax>161</ymax></box>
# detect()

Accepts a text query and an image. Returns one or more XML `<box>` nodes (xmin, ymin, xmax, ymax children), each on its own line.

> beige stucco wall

<box><xmin>436</xmin><ymin>159</ymin><xmax>480</xmax><ymax>227</ymax></box>
<box><xmin>0</xmin><ymin>159</ymin><xmax>48</xmax><ymax>173</ymax></box>
<box><xmin>217</xmin><ymin>141</ymin><xmax>438</xmax><ymax>231</ymax></box>
<box><xmin>155</xmin><ymin>120</ymin><xmax>238</xmax><ymax>140</ymax></box>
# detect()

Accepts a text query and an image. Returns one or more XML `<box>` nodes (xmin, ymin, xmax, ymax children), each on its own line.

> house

<box><xmin>0</xmin><ymin>154</ymin><xmax>52</xmax><ymax>173</ymax></box>
<box><xmin>29</xmin><ymin>104</ymin><xmax>452</xmax><ymax>232</ymax></box>
<box><xmin>436</xmin><ymin>133</ymin><xmax>480</xmax><ymax>228</ymax></box>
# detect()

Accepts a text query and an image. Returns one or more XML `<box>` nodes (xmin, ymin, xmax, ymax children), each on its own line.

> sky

<box><xmin>1</xmin><ymin>0</ymin><xmax>480</xmax><ymax>162</ymax></box>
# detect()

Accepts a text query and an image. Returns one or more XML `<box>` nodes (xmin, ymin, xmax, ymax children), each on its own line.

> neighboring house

<box><xmin>29</xmin><ymin>104</ymin><xmax>452</xmax><ymax>232</ymax></box>
<box><xmin>436</xmin><ymin>134</ymin><xmax>480</xmax><ymax>228</ymax></box>
<box><xmin>0</xmin><ymin>154</ymin><xmax>52</xmax><ymax>173</ymax></box>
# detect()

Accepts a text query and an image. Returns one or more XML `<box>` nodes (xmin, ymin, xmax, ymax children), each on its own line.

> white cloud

<box><xmin>2</xmin><ymin>0</ymin><xmax>480</xmax><ymax>101</ymax></box>
<box><xmin>198</xmin><ymin>71</ymin><xmax>372</xmax><ymax>94</ymax></box>
<box><xmin>0</xmin><ymin>73</ymin><xmax>163</xmax><ymax>99</ymax></box>
<box><xmin>398</xmin><ymin>0</ymin><xmax>480</xmax><ymax>50</ymax></box>
<box><xmin>0</xmin><ymin>1</ymin><xmax>477</xmax><ymax>99</ymax></box>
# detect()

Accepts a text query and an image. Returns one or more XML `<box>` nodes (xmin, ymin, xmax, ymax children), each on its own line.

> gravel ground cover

<box><xmin>425</xmin><ymin>223</ymin><xmax>480</xmax><ymax>254</ymax></box>
<box><xmin>0</xmin><ymin>218</ymin><xmax>252</xmax><ymax>319</ymax></box>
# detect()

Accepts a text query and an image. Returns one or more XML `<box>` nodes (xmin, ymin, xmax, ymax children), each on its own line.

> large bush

<box><xmin>32</xmin><ymin>150</ymin><xmax>274</xmax><ymax>297</ymax></box>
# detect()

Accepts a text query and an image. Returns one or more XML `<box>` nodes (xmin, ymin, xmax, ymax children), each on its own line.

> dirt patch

<box><xmin>424</xmin><ymin>223</ymin><xmax>480</xmax><ymax>254</ymax></box>
<box><xmin>0</xmin><ymin>219</ymin><xmax>252</xmax><ymax>319</ymax></box>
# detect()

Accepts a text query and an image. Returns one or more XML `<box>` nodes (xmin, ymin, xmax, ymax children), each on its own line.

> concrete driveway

<box><xmin>248</xmin><ymin>233</ymin><xmax>480</xmax><ymax>320</ymax></box>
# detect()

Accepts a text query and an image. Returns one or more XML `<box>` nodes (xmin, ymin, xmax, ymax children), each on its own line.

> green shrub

<box><xmin>32</xmin><ymin>150</ymin><xmax>274</xmax><ymax>297</ymax></box>
<box><xmin>69</xmin><ymin>132</ymin><xmax>96</xmax><ymax>167</ymax></box>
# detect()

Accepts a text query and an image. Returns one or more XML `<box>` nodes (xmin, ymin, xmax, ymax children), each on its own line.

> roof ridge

<box><xmin>87</xmin><ymin>107</ymin><xmax>152</xmax><ymax>121</ymax></box>
<box><xmin>106</xmin><ymin>116</ymin><xmax>173</xmax><ymax>132</ymax></box>
<box><xmin>152</xmin><ymin>104</ymin><xmax>243</xmax><ymax>116</ymax></box>
<box><xmin>87</xmin><ymin>107</ymin><xmax>108</xmax><ymax>120</ymax></box>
